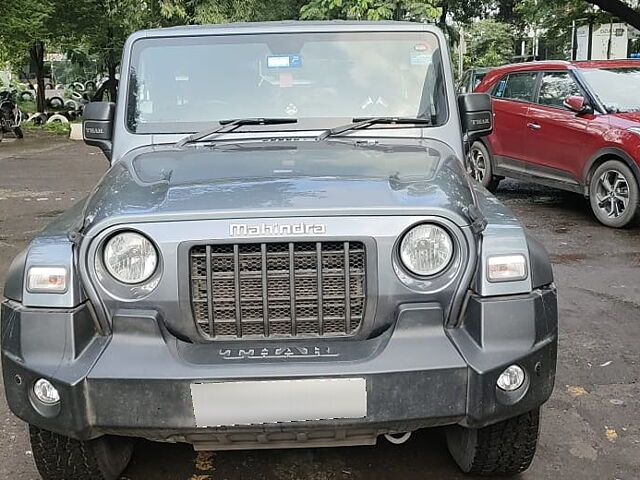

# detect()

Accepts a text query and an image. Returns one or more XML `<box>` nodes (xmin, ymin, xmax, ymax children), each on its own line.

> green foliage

<box><xmin>63</xmin><ymin>0</ymin><xmax>150</xmax><ymax>71</ymax></box>
<box><xmin>464</xmin><ymin>19</ymin><xmax>515</xmax><ymax>69</ymax></box>
<box><xmin>17</xmin><ymin>99</ymin><xmax>37</xmax><ymax>115</ymax></box>
<box><xmin>22</xmin><ymin>121</ymin><xmax>71</xmax><ymax>135</ymax></box>
<box><xmin>300</xmin><ymin>0</ymin><xmax>440</xmax><ymax>21</ymax></box>
<box><xmin>156</xmin><ymin>0</ymin><xmax>307</xmax><ymax>24</ymax></box>
<box><xmin>0</xmin><ymin>0</ymin><xmax>54</xmax><ymax>67</ymax></box>
<box><xmin>42</xmin><ymin>121</ymin><xmax>71</xmax><ymax>134</ymax></box>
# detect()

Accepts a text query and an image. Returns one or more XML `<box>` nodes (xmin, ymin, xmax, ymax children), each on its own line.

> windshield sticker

<box><xmin>411</xmin><ymin>43</ymin><xmax>433</xmax><ymax>65</ymax></box>
<box><xmin>279</xmin><ymin>72</ymin><xmax>294</xmax><ymax>88</ymax></box>
<box><xmin>267</xmin><ymin>55</ymin><xmax>303</xmax><ymax>69</ymax></box>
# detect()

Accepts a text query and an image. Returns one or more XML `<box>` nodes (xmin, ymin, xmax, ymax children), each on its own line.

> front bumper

<box><xmin>1</xmin><ymin>288</ymin><xmax>557</xmax><ymax>449</ymax></box>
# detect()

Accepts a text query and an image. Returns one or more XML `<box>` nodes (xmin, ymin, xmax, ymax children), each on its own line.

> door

<box><xmin>489</xmin><ymin>72</ymin><xmax>538</xmax><ymax>168</ymax></box>
<box><xmin>525</xmin><ymin>71</ymin><xmax>595</xmax><ymax>188</ymax></box>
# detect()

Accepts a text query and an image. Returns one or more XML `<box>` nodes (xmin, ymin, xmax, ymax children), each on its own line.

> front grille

<box><xmin>189</xmin><ymin>241</ymin><xmax>366</xmax><ymax>339</ymax></box>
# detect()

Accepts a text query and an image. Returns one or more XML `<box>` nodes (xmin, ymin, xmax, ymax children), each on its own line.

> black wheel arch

<box><xmin>526</xmin><ymin>234</ymin><xmax>554</xmax><ymax>290</ymax></box>
<box><xmin>583</xmin><ymin>147</ymin><xmax>640</xmax><ymax>195</ymax></box>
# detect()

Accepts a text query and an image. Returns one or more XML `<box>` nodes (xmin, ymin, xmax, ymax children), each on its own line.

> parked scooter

<box><xmin>0</xmin><ymin>91</ymin><xmax>25</xmax><ymax>142</ymax></box>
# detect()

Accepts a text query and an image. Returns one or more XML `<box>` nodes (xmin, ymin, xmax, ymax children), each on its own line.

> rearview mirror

<box><xmin>563</xmin><ymin>95</ymin><xmax>591</xmax><ymax>114</ymax></box>
<box><xmin>458</xmin><ymin>93</ymin><xmax>493</xmax><ymax>142</ymax></box>
<box><xmin>83</xmin><ymin>102</ymin><xmax>115</xmax><ymax>160</ymax></box>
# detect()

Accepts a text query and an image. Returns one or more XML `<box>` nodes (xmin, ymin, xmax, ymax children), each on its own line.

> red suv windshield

<box><xmin>581</xmin><ymin>67</ymin><xmax>640</xmax><ymax>113</ymax></box>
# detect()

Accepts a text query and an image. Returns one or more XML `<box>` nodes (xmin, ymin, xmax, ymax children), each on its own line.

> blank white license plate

<box><xmin>191</xmin><ymin>378</ymin><xmax>367</xmax><ymax>427</ymax></box>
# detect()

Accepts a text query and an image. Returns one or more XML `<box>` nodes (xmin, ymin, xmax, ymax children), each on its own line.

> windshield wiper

<box><xmin>175</xmin><ymin>118</ymin><xmax>298</xmax><ymax>147</ymax></box>
<box><xmin>317</xmin><ymin>116</ymin><xmax>432</xmax><ymax>141</ymax></box>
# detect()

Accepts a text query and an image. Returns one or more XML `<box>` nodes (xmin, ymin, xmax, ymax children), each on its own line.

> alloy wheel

<box><xmin>595</xmin><ymin>170</ymin><xmax>630</xmax><ymax>218</ymax></box>
<box><xmin>468</xmin><ymin>147</ymin><xmax>487</xmax><ymax>182</ymax></box>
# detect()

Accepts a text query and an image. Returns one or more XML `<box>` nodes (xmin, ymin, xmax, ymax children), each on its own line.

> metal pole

<box><xmin>571</xmin><ymin>20</ymin><xmax>576</xmax><ymax>60</ymax></box>
<box><xmin>607</xmin><ymin>16</ymin><xmax>614</xmax><ymax>59</ymax></box>
<box><xmin>459</xmin><ymin>26</ymin><xmax>464</xmax><ymax>78</ymax></box>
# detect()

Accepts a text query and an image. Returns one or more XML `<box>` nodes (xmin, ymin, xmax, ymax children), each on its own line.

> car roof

<box><xmin>572</xmin><ymin>59</ymin><xmax>640</xmax><ymax>69</ymax></box>
<box><xmin>134</xmin><ymin>20</ymin><xmax>443</xmax><ymax>38</ymax></box>
<box><xmin>484</xmin><ymin>59</ymin><xmax>640</xmax><ymax>75</ymax></box>
<box><xmin>474</xmin><ymin>59</ymin><xmax>640</xmax><ymax>92</ymax></box>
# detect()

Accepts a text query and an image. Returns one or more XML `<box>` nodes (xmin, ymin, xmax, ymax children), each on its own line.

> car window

<box><xmin>538</xmin><ymin>72</ymin><xmax>582</xmax><ymax>108</ymax></box>
<box><xmin>472</xmin><ymin>72</ymin><xmax>486</xmax><ymax>90</ymax></box>
<box><xmin>493</xmin><ymin>72</ymin><xmax>537</xmax><ymax>102</ymax></box>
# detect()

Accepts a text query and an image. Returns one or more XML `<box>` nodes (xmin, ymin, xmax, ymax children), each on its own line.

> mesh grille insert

<box><xmin>189</xmin><ymin>241</ymin><xmax>366</xmax><ymax>339</ymax></box>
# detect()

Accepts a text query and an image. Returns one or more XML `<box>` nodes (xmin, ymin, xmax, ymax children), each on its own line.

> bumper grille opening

<box><xmin>190</xmin><ymin>241</ymin><xmax>366</xmax><ymax>339</ymax></box>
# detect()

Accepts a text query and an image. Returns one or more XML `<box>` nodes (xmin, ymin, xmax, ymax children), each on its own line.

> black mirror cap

<box><xmin>83</xmin><ymin>101</ymin><xmax>115</xmax><ymax>160</ymax></box>
<box><xmin>458</xmin><ymin>93</ymin><xmax>493</xmax><ymax>141</ymax></box>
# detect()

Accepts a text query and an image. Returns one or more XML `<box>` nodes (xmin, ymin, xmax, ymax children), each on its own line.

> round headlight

<box><xmin>399</xmin><ymin>224</ymin><xmax>454</xmax><ymax>276</ymax></box>
<box><xmin>103</xmin><ymin>232</ymin><xmax>158</xmax><ymax>284</ymax></box>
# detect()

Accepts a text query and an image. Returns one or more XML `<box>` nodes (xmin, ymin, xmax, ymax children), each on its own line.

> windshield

<box><xmin>126</xmin><ymin>31</ymin><xmax>447</xmax><ymax>134</ymax></box>
<box><xmin>581</xmin><ymin>67</ymin><xmax>640</xmax><ymax>113</ymax></box>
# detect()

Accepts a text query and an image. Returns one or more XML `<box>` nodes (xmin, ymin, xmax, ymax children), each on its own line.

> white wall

<box><xmin>576</xmin><ymin>23</ymin><xmax>634</xmax><ymax>60</ymax></box>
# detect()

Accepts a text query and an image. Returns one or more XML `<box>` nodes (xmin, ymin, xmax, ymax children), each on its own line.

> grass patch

<box><xmin>22</xmin><ymin>122</ymin><xmax>71</xmax><ymax>135</ymax></box>
<box><xmin>17</xmin><ymin>99</ymin><xmax>37</xmax><ymax>114</ymax></box>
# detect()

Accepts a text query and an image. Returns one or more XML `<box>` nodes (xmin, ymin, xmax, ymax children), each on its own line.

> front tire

<box><xmin>29</xmin><ymin>425</ymin><xmax>134</xmax><ymax>480</ymax></box>
<box><xmin>589</xmin><ymin>160</ymin><xmax>639</xmax><ymax>228</ymax></box>
<box><xmin>446</xmin><ymin>409</ymin><xmax>540</xmax><ymax>476</ymax></box>
<box><xmin>14</xmin><ymin>126</ymin><xmax>23</xmax><ymax>138</ymax></box>
<box><xmin>467</xmin><ymin>141</ymin><xmax>501</xmax><ymax>192</ymax></box>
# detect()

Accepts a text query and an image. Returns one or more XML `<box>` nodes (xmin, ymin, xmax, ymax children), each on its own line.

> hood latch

<box><xmin>463</xmin><ymin>203</ymin><xmax>487</xmax><ymax>234</ymax></box>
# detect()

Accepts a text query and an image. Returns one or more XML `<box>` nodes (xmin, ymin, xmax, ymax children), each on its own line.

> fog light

<box><xmin>33</xmin><ymin>379</ymin><xmax>60</xmax><ymax>405</ymax></box>
<box><xmin>497</xmin><ymin>365</ymin><xmax>525</xmax><ymax>392</ymax></box>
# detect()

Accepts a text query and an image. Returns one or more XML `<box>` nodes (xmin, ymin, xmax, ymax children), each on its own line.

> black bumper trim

<box><xmin>2</xmin><ymin>289</ymin><xmax>558</xmax><ymax>441</ymax></box>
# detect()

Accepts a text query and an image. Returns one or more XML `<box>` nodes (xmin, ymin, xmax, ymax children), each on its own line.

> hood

<box><xmin>80</xmin><ymin>140</ymin><xmax>475</xmax><ymax>233</ymax></box>
<box><xmin>609</xmin><ymin>111</ymin><xmax>640</xmax><ymax>126</ymax></box>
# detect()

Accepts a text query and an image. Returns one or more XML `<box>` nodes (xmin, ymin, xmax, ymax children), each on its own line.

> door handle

<box><xmin>527</xmin><ymin>122</ymin><xmax>542</xmax><ymax>130</ymax></box>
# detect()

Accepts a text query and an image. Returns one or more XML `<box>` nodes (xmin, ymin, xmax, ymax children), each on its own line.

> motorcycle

<box><xmin>0</xmin><ymin>91</ymin><xmax>25</xmax><ymax>142</ymax></box>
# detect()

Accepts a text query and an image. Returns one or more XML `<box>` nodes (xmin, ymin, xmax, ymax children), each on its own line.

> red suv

<box><xmin>472</xmin><ymin>60</ymin><xmax>640</xmax><ymax>228</ymax></box>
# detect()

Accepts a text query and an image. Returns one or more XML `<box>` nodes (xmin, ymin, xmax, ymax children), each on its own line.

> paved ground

<box><xmin>1</xmin><ymin>136</ymin><xmax>639</xmax><ymax>480</ymax></box>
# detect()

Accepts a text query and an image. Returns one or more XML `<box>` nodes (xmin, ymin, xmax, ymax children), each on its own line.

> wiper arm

<box><xmin>318</xmin><ymin>116</ymin><xmax>432</xmax><ymax>140</ymax></box>
<box><xmin>176</xmin><ymin>117</ymin><xmax>298</xmax><ymax>147</ymax></box>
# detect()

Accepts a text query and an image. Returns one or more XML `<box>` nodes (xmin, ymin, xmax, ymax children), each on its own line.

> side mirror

<box><xmin>83</xmin><ymin>101</ymin><xmax>115</xmax><ymax>159</ymax></box>
<box><xmin>458</xmin><ymin>93</ymin><xmax>493</xmax><ymax>143</ymax></box>
<box><xmin>563</xmin><ymin>95</ymin><xmax>591</xmax><ymax>114</ymax></box>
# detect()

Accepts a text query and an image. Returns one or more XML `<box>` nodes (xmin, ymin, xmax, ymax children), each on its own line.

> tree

<box><xmin>59</xmin><ymin>0</ymin><xmax>154</xmax><ymax>101</ymax></box>
<box><xmin>156</xmin><ymin>0</ymin><xmax>306</xmax><ymax>24</ymax></box>
<box><xmin>300</xmin><ymin>0</ymin><xmax>440</xmax><ymax>21</ymax></box>
<box><xmin>495</xmin><ymin>0</ymin><xmax>522</xmax><ymax>24</ymax></box>
<box><xmin>464</xmin><ymin>19</ymin><xmax>515</xmax><ymax>68</ymax></box>
<box><xmin>584</xmin><ymin>0</ymin><xmax>640</xmax><ymax>30</ymax></box>
<box><xmin>437</xmin><ymin>0</ymin><xmax>487</xmax><ymax>29</ymax></box>
<box><xmin>0</xmin><ymin>0</ymin><xmax>55</xmax><ymax>111</ymax></box>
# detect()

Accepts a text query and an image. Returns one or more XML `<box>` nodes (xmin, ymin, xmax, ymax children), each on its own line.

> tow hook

<box><xmin>384</xmin><ymin>432</ymin><xmax>412</xmax><ymax>445</ymax></box>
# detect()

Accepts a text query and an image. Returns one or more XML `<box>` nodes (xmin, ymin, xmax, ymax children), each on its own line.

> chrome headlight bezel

<box><xmin>398</xmin><ymin>223</ymin><xmax>455</xmax><ymax>278</ymax></box>
<box><xmin>101</xmin><ymin>231</ymin><xmax>159</xmax><ymax>285</ymax></box>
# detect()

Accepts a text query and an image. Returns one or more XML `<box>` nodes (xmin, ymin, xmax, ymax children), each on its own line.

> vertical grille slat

<box><xmin>205</xmin><ymin>245</ymin><xmax>214</xmax><ymax>336</ymax></box>
<box><xmin>289</xmin><ymin>244</ymin><xmax>297</xmax><ymax>336</ymax></box>
<box><xmin>344</xmin><ymin>241</ymin><xmax>351</xmax><ymax>334</ymax></box>
<box><xmin>316</xmin><ymin>242</ymin><xmax>324</xmax><ymax>336</ymax></box>
<box><xmin>233</xmin><ymin>244</ymin><xmax>242</xmax><ymax>338</ymax></box>
<box><xmin>261</xmin><ymin>244</ymin><xmax>269</xmax><ymax>336</ymax></box>
<box><xmin>190</xmin><ymin>241</ymin><xmax>366</xmax><ymax>340</ymax></box>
